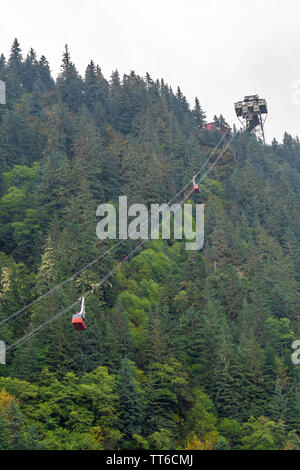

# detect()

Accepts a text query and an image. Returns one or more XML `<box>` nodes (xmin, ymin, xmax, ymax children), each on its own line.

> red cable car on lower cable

<box><xmin>193</xmin><ymin>176</ymin><xmax>200</xmax><ymax>194</ymax></box>
<box><xmin>72</xmin><ymin>297</ymin><xmax>86</xmax><ymax>331</ymax></box>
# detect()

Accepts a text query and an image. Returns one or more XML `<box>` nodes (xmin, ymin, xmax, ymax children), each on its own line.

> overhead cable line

<box><xmin>6</xmin><ymin>130</ymin><xmax>236</xmax><ymax>353</ymax></box>
<box><xmin>0</xmin><ymin>131</ymin><xmax>230</xmax><ymax>329</ymax></box>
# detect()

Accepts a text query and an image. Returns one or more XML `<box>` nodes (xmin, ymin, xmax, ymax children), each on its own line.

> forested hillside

<box><xmin>0</xmin><ymin>39</ymin><xmax>300</xmax><ymax>450</ymax></box>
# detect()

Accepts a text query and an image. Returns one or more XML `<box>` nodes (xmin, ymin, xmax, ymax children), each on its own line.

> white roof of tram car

<box><xmin>0</xmin><ymin>80</ymin><xmax>6</xmax><ymax>105</ymax></box>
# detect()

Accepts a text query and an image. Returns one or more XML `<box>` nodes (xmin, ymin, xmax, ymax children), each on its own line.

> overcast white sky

<box><xmin>1</xmin><ymin>0</ymin><xmax>299</xmax><ymax>142</ymax></box>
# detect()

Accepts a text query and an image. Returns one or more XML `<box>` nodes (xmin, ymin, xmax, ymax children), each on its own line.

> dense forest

<box><xmin>0</xmin><ymin>39</ymin><xmax>300</xmax><ymax>450</ymax></box>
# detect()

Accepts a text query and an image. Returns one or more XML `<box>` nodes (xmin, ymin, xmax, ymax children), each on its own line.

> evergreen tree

<box><xmin>57</xmin><ymin>45</ymin><xmax>82</xmax><ymax>112</ymax></box>
<box><xmin>6</xmin><ymin>39</ymin><xmax>24</xmax><ymax>101</ymax></box>
<box><xmin>116</xmin><ymin>358</ymin><xmax>144</xmax><ymax>441</ymax></box>
<box><xmin>192</xmin><ymin>97</ymin><xmax>206</xmax><ymax>129</ymax></box>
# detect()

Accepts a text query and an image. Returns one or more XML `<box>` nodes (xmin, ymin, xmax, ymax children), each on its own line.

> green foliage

<box><xmin>0</xmin><ymin>39</ymin><xmax>300</xmax><ymax>450</ymax></box>
<box><xmin>241</xmin><ymin>416</ymin><xmax>284</xmax><ymax>451</ymax></box>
